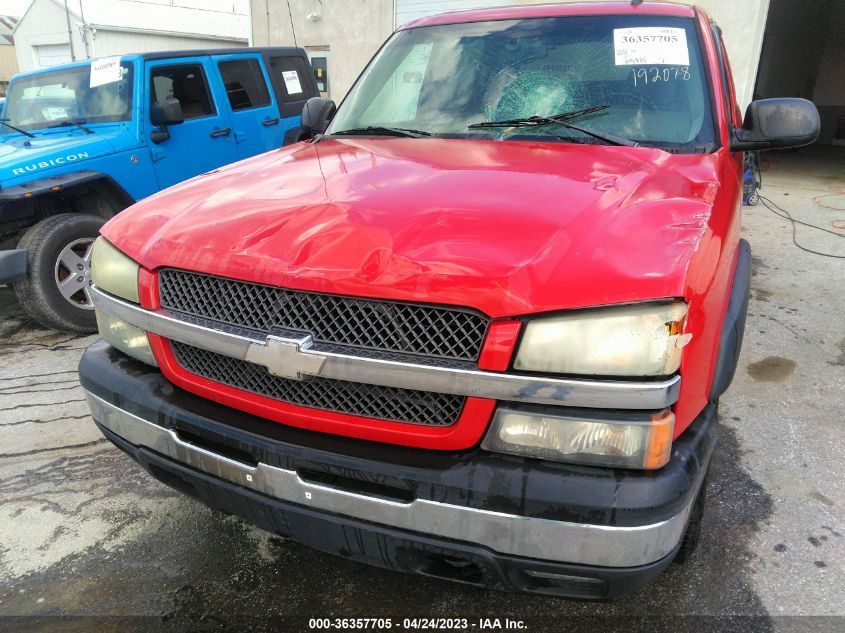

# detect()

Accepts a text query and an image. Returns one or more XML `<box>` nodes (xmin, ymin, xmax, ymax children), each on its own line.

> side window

<box><xmin>359</xmin><ymin>42</ymin><xmax>433</xmax><ymax>126</ymax></box>
<box><xmin>267</xmin><ymin>55</ymin><xmax>314</xmax><ymax>118</ymax></box>
<box><xmin>150</xmin><ymin>64</ymin><xmax>214</xmax><ymax>120</ymax></box>
<box><xmin>218</xmin><ymin>59</ymin><xmax>271</xmax><ymax>111</ymax></box>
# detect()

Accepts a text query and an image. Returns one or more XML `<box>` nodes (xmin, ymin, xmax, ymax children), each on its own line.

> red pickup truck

<box><xmin>80</xmin><ymin>2</ymin><xmax>818</xmax><ymax>598</ymax></box>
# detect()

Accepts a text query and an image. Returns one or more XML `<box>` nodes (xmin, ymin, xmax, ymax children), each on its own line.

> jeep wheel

<box><xmin>13</xmin><ymin>214</ymin><xmax>106</xmax><ymax>333</ymax></box>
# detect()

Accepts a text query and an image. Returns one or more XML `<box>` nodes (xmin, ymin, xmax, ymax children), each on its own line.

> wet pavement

<box><xmin>0</xmin><ymin>148</ymin><xmax>843</xmax><ymax>632</ymax></box>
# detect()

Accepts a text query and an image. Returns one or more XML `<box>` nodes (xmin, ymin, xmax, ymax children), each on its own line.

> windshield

<box><xmin>4</xmin><ymin>62</ymin><xmax>134</xmax><ymax>132</ymax></box>
<box><xmin>329</xmin><ymin>15</ymin><xmax>716</xmax><ymax>151</ymax></box>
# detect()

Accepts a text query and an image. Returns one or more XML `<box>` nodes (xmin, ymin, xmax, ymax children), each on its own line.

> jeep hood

<box><xmin>102</xmin><ymin>138</ymin><xmax>723</xmax><ymax>318</ymax></box>
<box><xmin>0</xmin><ymin>130</ymin><xmax>119</xmax><ymax>182</ymax></box>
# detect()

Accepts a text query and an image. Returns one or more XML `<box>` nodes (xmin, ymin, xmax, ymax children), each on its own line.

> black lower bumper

<box><xmin>80</xmin><ymin>340</ymin><xmax>718</xmax><ymax>599</ymax></box>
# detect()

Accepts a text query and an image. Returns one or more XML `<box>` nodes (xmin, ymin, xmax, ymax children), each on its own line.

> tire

<box><xmin>13</xmin><ymin>213</ymin><xmax>106</xmax><ymax>333</ymax></box>
<box><xmin>673</xmin><ymin>472</ymin><xmax>708</xmax><ymax>564</ymax></box>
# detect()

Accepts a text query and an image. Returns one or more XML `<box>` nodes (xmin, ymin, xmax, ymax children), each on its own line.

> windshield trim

<box><xmin>329</xmin><ymin>13</ymin><xmax>721</xmax><ymax>154</ymax></box>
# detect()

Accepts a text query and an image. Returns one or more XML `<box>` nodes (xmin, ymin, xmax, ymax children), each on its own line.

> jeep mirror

<box><xmin>151</xmin><ymin>98</ymin><xmax>184</xmax><ymax>127</ymax></box>
<box><xmin>301</xmin><ymin>97</ymin><xmax>336</xmax><ymax>137</ymax></box>
<box><xmin>731</xmin><ymin>98</ymin><xmax>819</xmax><ymax>152</ymax></box>
<box><xmin>150</xmin><ymin>98</ymin><xmax>184</xmax><ymax>144</ymax></box>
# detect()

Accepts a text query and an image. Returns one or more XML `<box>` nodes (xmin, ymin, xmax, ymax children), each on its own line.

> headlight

<box><xmin>482</xmin><ymin>407</ymin><xmax>674</xmax><ymax>469</ymax></box>
<box><xmin>90</xmin><ymin>237</ymin><xmax>156</xmax><ymax>366</ymax></box>
<box><xmin>90</xmin><ymin>237</ymin><xmax>140</xmax><ymax>303</ymax></box>
<box><xmin>513</xmin><ymin>302</ymin><xmax>690</xmax><ymax>376</ymax></box>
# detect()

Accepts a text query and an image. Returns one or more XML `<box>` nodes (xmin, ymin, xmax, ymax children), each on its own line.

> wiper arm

<box><xmin>468</xmin><ymin>105</ymin><xmax>637</xmax><ymax>147</ymax></box>
<box><xmin>328</xmin><ymin>126</ymin><xmax>431</xmax><ymax>139</ymax></box>
<box><xmin>47</xmin><ymin>119</ymin><xmax>95</xmax><ymax>134</ymax></box>
<box><xmin>0</xmin><ymin>119</ymin><xmax>36</xmax><ymax>138</ymax></box>
<box><xmin>468</xmin><ymin>105</ymin><xmax>610</xmax><ymax>129</ymax></box>
<box><xmin>552</xmin><ymin>120</ymin><xmax>637</xmax><ymax>147</ymax></box>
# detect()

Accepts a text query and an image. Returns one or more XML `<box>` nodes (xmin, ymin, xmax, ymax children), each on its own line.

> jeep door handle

<box><xmin>262</xmin><ymin>117</ymin><xmax>280</xmax><ymax>126</ymax></box>
<box><xmin>209</xmin><ymin>127</ymin><xmax>231</xmax><ymax>138</ymax></box>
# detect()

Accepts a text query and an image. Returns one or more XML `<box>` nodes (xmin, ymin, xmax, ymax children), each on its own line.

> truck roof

<box><xmin>399</xmin><ymin>1</ymin><xmax>697</xmax><ymax>30</ymax></box>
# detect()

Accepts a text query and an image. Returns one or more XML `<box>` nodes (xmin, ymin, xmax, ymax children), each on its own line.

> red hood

<box><xmin>103</xmin><ymin>138</ymin><xmax>721</xmax><ymax>318</ymax></box>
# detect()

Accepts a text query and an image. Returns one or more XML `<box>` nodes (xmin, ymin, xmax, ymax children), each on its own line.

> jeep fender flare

<box><xmin>0</xmin><ymin>169</ymin><xmax>135</xmax><ymax>210</ymax></box>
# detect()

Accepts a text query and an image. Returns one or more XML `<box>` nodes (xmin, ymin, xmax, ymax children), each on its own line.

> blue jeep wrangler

<box><xmin>0</xmin><ymin>47</ymin><xmax>317</xmax><ymax>331</ymax></box>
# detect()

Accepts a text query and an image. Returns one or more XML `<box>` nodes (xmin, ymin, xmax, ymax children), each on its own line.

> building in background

<box><xmin>250</xmin><ymin>0</ymin><xmax>394</xmax><ymax>102</ymax></box>
<box><xmin>251</xmin><ymin>0</ymin><xmax>844</xmax><ymax>146</ymax></box>
<box><xmin>0</xmin><ymin>15</ymin><xmax>19</xmax><ymax>96</ymax></box>
<box><xmin>13</xmin><ymin>0</ymin><xmax>249</xmax><ymax>73</ymax></box>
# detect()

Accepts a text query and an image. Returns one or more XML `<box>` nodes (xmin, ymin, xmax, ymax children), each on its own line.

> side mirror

<box><xmin>150</xmin><ymin>98</ymin><xmax>184</xmax><ymax>144</ymax></box>
<box><xmin>731</xmin><ymin>98</ymin><xmax>819</xmax><ymax>152</ymax></box>
<box><xmin>301</xmin><ymin>97</ymin><xmax>336</xmax><ymax>137</ymax></box>
<box><xmin>151</xmin><ymin>98</ymin><xmax>184</xmax><ymax>126</ymax></box>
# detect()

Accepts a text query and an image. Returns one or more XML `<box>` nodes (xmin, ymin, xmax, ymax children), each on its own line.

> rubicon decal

<box><xmin>12</xmin><ymin>152</ymin><xmax>90</xmax><ymax>175</ymax></box>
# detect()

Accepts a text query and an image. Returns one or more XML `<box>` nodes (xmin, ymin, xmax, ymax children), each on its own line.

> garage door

<box><xmin>395</xmin><ymin>0</ymin><xmax>517</xmax><ymax>27</ymax></box>
<box><xmin>35</xmin><ymin>44</ymin><xmax>73</xmax><ymax>68</ymax></box>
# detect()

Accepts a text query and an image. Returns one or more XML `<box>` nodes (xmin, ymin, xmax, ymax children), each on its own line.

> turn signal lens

<box><xmin>482</xmin><ymin>407</ymin><xmax>675</xmax><ymax>470</ymax></box>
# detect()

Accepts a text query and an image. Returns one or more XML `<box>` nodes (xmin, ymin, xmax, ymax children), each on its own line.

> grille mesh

<box><xmin>159</xmin><ymin>270</ymin><xmax>489</xmax><ymax>361</ymax></box>
<box><xmin>171</xmin><ymin>342</ymin><xmax>465</xmax><ymax>426</ymax></box>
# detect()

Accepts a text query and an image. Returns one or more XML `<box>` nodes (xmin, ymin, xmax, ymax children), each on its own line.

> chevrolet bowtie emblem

<box><xmin>244</xmin><ymin>334</ymin><xmax>327</xmax><ymax>380</ymax></box>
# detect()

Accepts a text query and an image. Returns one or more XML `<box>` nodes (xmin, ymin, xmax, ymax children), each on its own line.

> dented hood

<box><xmin>102</xmin><ymin>137</ymin><xmax>721</xmax><ymax>318</ymax></box>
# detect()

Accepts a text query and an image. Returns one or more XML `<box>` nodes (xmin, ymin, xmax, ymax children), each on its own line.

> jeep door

<box><xmin>261</xmin><ymin>51</ymin><xmax>319</xmax><ymax>142</ymax></box>
<box><xmin>145</xmin><ymin>57</ymin><xmax>239</xmax><ymax>189</ymax></box>
<box><xmin>212</xmin><ymin>53</ymin><xmax>284</xmax><ymax>159</ymax></box>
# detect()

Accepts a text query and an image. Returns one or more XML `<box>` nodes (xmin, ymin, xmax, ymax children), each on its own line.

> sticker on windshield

<box><xmin>89</xmin><ymin>56</ymin><xmax>123</xmax><ymax>88</ymax></box>
<box><xmin>613</xmin><ymin>28</ymin><xmax>690</xmax><ymax>66</ymax></box>
<box><xmin>282</xmin><ymin>70</ymin><xmax>303</xmax><ymax>95</ymax></box>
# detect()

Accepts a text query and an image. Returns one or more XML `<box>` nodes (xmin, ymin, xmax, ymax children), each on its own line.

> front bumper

<box><xmin>0</xmin><ymin>248</ymin><xmax>26</xmax><ymax>283</ymax></box>
<box><xmin>80</xmin><ymin>340</ymin><xmax>717</xmax><ymax>599</ymax></box>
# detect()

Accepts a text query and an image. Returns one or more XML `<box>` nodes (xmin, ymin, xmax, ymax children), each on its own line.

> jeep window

<box><xmin>329</xmin><ymin>15</ymin><xmax>716</xmax><ymax>151</ymax></box>
<box><xmin>218</xmin><ymin>59</ymin><xmax>271</xmax><ymax>111</ymax></box>
<box><xmin>268</xmin><ymin>55</ymin><xmax>312</xmax><ymax>117</ymax></box>
<box><xmin>150</xmin><ymin>64</ymin><xmax>215</xmax><ymax>120</ymax></box>
<box><xmin>4</xmin><ymin>63</ymin><xmax>134</xmax><ymax>131</ymax></box>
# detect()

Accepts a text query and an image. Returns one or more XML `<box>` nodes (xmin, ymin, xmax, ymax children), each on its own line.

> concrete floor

<box><xmin>0</xmin><ymin>147</ymin><xmax>843</xmax><ymax>632</ymax></box>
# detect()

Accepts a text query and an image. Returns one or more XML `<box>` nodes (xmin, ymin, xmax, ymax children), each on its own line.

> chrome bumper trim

<box><xmin>90</xmin><ymin>286</ymin><xmax>681</xmax><ymax>410</ymax></box>
<box><xmin>86</xmin><ymin>390</ymin><xmax>691</xmax><ymax>567</ymax></box>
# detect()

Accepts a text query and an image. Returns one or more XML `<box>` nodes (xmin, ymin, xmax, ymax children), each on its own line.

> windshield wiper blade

<box><xmin>0</xmin><ymin>119</ymin><xmax>36</xmax><ymax>138</ymax></box>
<box><xmin>47</xmin><ymin>118</ymin><xmax>95</xmax><ymax>134</ymax></box>
<box><xmin>468</xmin><ymin>104</ymin><xmax>637</xmax><ymax>147</ymax></box>
<box><xmin>468</xmin><ymin>105</ymin><xmax>610</xmax><ymax>129</ymax></box>
<box><xmin>328</xmin><ymin>126</ymin><xmax>431</xmax><ymax>139</ymax></box>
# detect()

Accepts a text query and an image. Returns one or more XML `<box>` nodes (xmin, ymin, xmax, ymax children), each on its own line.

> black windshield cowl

<box><xmin>469</xmin><ymin>105</ymin><xmax>637</xmax><ymax>147</ymax></box>
<box><xmin>46</xmin><ymin>119</ymin><xmax>95</xmax><ymax>134</ymax></box>
<box><xmin>326</xmin><ymin>126</ymin><xmax>432</xmax><ymax>139</ymax></box>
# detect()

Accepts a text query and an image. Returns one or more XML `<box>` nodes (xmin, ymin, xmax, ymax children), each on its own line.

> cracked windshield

<box><xmin>330</xmin><ymin>15</ymin><xmax>716</xmax><ymax>150</ymax></box>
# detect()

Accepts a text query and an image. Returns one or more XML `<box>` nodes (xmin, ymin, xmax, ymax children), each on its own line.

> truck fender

<box><xmin>709</xmin><ymin>239</ymin><xmax>751</xmax><ymax>401</ymax></box>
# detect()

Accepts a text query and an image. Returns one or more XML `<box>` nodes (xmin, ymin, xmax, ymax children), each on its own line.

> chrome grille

<box><xmin>158</xmin><ymin>269</ymin><xmax>489</xmax><ymax>362</ymax></box>
<box><xmin>171</xmin><ymin>342</ymin><xmax>465</xmax><ymax>426</ymax></box>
